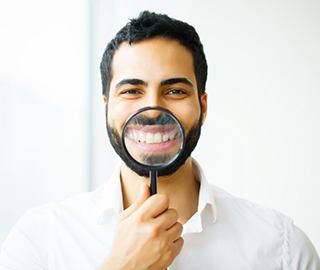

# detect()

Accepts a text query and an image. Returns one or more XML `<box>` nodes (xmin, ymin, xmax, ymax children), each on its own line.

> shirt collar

<box><xmin>91</xmin><ymin>158</ymin><xmax>217</xmax><ymax>228</ymax></box>
<box><xmin>91</xmin><ymin>159</ymin><xmax>123</xmax><ymax>224</ymax></box>
<box><xmin>182</xmin><ymin>159</ymin><xmax>217</xmax><ymax>234</ymax></box>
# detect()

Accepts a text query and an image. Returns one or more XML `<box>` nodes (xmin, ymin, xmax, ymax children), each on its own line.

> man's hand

<box><xmin>100</xmin><ymin>183</ymin><xmax>184</xmax><ymax>270</ymax></box>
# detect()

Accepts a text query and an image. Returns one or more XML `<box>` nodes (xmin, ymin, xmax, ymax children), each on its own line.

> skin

<box><xmin>101</xmin><ymin>37</ymin><xmax>208</xmax><ymax>270</ymax></box>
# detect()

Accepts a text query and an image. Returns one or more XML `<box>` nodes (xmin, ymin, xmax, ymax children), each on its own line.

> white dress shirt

<box><xmin>0</xmin><ymin>159</ymin><xmax>319</xmax><ymax>270</ymax></box>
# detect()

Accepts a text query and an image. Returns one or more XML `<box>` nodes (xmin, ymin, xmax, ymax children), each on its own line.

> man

<box><xmin>0</xmin><ymin>11</ymin><xmax>319</xmax><ymax>270</ymax></box>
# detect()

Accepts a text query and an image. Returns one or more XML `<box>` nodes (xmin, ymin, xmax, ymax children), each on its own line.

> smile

<box><xmin>125</xmin><ymin>125</ymin><xmax>179</xmax><ymax>144</ymax></box>
<box><xmin>127</xmin><ymin>131</ymin><xmax>177</xmax><ymax>144</ymax></box>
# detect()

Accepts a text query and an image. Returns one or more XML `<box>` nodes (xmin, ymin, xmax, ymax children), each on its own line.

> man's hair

<box><xmin>100</xmin><ymin>11</ymin><xmax>208</xmax><ymax>97</ymax></box>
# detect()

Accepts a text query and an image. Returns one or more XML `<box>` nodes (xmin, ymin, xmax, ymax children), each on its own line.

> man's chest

<box><xmin>47</xmin><ymin>218</ymin><xmax>283</xmax><ymax>270</ymax></box>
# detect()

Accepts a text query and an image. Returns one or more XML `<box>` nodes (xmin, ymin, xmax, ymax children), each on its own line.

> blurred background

<box><xmin>0</xmin><ymin>0</ymin><xmax>319</xmax><ymax>252</ymax></box>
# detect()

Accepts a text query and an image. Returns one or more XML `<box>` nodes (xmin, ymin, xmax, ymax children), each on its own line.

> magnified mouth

<box><xmin>125</xmin><ymin>124</ymin><xmax>180</xmax><ymax>152</ymax></box>
<box><xmin>127</xmin><ymin>125</ymin><xmax>178</xmax><ymax>144</ymax></box>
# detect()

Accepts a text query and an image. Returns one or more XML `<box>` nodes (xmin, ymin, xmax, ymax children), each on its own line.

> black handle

<box><xmin>149</xmin><ymin>170</ymin><xmax>158</xmax><ymax>195</ymax></box>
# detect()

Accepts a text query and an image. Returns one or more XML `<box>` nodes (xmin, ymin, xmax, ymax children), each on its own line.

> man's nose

<box><xmin>144</xmin><ymin>108</ymin><xmax>162</xmax><ymax>119</ymax></box>
<box><xmin>146</xmin><ymin>91</ymin><xmax>164</xmax><ymax>108</ymax></box>
<box><xmin>143</xmin><ymin>92</ymin><xmax>164</xmax><ymax>118</ymax></box>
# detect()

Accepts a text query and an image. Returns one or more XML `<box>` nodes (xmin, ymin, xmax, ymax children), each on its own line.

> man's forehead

<box><xmin>110</xmin><ymin>37</ymin><xmax>196</xmax><ymax>90</ymax></box>
<box><xmin>112</xmin><ymin>37</ymin><xmax>192</xmax><ymax>62</ymax></box>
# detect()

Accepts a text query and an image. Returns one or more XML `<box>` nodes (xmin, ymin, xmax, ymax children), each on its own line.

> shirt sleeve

<box><xmin>0</xmin><ymin>207</ymin><xmax>48</xmax><ymax>270</ymax></box>
<box><xmin>283</xmin><ymin>220</ymin><xmax>320</xmax><ymax>270</ymax></box>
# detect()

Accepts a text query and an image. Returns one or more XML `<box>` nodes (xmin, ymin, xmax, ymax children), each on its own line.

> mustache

<box><xmin>129</xmin><ymin>113</ymin><xmax>176</xmax><ymax>126</ymax></box>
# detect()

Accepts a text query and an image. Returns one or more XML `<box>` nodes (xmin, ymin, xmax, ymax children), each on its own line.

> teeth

<box><xmin>127</xmin><ymin>132</ymin><xmax>133</xmax><ymax>140</ymax></box>
<box><xmin>146</xmin><ymin>133</ymin><xmax>153</xmax><ymax>144</ymax></box>
<box><xmin>169</xmin><ymin>133</ymin><xmax>175</xmax><ymax>140</ymax></box>
<box><xmin>139</xmin><ymin>132</ymin><xmax>146</xmax><ymax>143</ymax></box>
<box><xmin>145</xmin><ymin>133</ymin><xmax>162</xmax><ymax>144</ymax></box>
<box><xmin>130</xmin><ymin>131</ymin><xmax>176</xmax><ymax>144</ymax></box>
<box><xmin>162</xmin><ymin>134</ymin><xmax>169</xmax><ymax>142</ymax></box>
<box><xmin>154</xmin><ymin>133</ymin><xmax>162</xmax><ymax>143</ymax></box>
<box><xmin>133</xmin><ymin>132</ymin><xmax>139</xmax><ymax>142</ymax></box>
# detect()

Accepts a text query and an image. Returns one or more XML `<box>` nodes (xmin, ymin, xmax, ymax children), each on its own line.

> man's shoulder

<box><xmin>208</xmin><ymin>184</ymin><xmax>320</xmax><ymax>268</ymax></box>
<box><xmin>19</xmin><ymin>188</ymin><xmax>99</xmax><ymax>227</ymax></box>
<box><xmin>210</xmin><ymin>184</ymin><xmax>292</xmax><ymax>230</ymax></box>
<box><xmin>0</xmin><ymin>187</ymin><xmax>109</xmax><ymax>268</ymax></box>
<box><xmin>11</xmin><ymin>178</ymin><xmax>115</xmax><ymax>232</ymax></box>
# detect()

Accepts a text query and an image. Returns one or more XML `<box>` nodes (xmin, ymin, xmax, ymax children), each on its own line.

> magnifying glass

<box><xmin>121</xmin><ymin>106</ymin><xmax>185</xmax><ymax>195</ymax></box>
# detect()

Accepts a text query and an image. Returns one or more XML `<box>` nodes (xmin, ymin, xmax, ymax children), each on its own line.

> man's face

<box><xmin>105</xmin><ymin>37</ymin><xmax>207</xmax><ymax>177</ymax></box>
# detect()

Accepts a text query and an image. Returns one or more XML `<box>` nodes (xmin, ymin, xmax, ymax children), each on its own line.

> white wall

<box><xmin>0</xmin><ymin>0</ymin><xmax>89</xmax><ymax>242</ymax></box>
<box><xmin>91</xmin><ymin>0</ymin><xmax>320</xmax><ymax>253</ymax></box>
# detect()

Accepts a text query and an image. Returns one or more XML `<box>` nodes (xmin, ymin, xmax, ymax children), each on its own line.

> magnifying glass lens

<box><xmin>123</xmin><ymin>109</ymin><xmax>184</xmax><ymax>167</ymax></box>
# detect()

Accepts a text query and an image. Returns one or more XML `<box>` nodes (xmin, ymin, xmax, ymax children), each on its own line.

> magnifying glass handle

<box><xmin>149</xmin><ymin>170</ymin><xmax>158</xmax><ymax>195</ymax></box>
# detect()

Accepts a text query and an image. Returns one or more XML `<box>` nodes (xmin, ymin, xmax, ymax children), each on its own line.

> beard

<box><xmin>106</xmin><ymin>109</ymin><xmax>202</xmax><ymax>177</ymax></box>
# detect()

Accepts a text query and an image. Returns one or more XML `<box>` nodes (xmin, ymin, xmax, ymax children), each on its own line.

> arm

<box><xmin>283</xmin><ymin>221</ymin><xmax>320</xmax><ymax>270</ymax></box>
<box><xmin>0</xmin><ymin>209</ymin><xmax>47</xmax><ymax>270</ymax></box>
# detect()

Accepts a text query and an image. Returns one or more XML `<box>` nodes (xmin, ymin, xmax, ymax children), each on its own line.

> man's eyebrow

<box><xmin>115</xmin><ymin>79</ymin><xmax>147</xmax><ymax>89</ymax></box>
<box><xmin>160</xmin><ymin>77</ymin><xmax>194</xmax><ymax>87</ymax></box>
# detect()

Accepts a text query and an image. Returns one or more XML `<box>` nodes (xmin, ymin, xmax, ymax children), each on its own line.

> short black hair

<box><xmin>100</xmin><ymin>11</ymin><xmax>208</xmax><ymax>97</ymax></box>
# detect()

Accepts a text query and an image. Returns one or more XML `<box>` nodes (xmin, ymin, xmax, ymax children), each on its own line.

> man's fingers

<box><xmin>153</xmin><ymin>208</ymin><xmax>178</xmax><ymax>230</ymax></box>
<box><xmin>172</xmin><ymin>237</ymin><xmax>184</xmax><ymax>257</ymax></box>
<box><xmin>166</xmin><ymin>222</ymin><xmax>183</xmax><ymax>242</ymax></box>
<box><xmin>120</xmin><ymin>183</ymin><xmax>150</xmax><ymax>219</ymax></box>
<box><xmin>136</xmin><ymin>193</ymin><xmax>170</xmax><ymax>219</ymax></box>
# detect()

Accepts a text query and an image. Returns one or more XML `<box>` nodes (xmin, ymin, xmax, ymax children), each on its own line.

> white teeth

<box><xmin>127</xmin><ymin>132</ymin><xmax>133</xmax><ymax>140</ymax></box>
<box><xmin>131</xmin><ymin>131</ymin><xmax>176</xmax><ymax>143</ymax></box>
<box><xmin>154</xmin><ymin>133</ymin><xmax>162</xmax><ymax>143</ymax></box>
<box><xmin>139</xmin><ymin>132</ymin><xmax>146</xmax><ymax>143</ymax></box>
<box><xmin>162</xmin><ymin>134</ymin><xmax>169</xmax><ymax>142</ymax></box>
<box><xmin>145</xmin><ymin>133</ymin><xmax>162</xmax><ymax>144</ymax></box>
<box><xmin>133</xmin><ymin>132</ymin><xmax>139</xmax><ymax>142</ymax></box>
<box><xmin>146</xmin><ymin>133</ymin><xmax>153</xmax><ymax>144</ymax></box>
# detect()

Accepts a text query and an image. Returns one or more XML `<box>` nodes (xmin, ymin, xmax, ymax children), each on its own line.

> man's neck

<box><xmin>120</xmin><ymin>157</ymin><xmax>200</xmax><ymax>224</ymax></box>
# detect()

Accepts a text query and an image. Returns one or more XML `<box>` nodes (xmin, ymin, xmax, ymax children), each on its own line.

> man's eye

<box><xmin>121</xmin><ymin>89</ymin><xmax>141</xmax><ymax>95</ymax></box>
<box><xmin>166</xmin><ymin>89</ymin><xmax>187</xmax><ymax>96</ymax></box>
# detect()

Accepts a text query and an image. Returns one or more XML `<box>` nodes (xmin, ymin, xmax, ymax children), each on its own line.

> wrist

<box><xmin>99</xmin><ymin>255</ymin><xmax>134</xmax><ymax>270</ymax></box>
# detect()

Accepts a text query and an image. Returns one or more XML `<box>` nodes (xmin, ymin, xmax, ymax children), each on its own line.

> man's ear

<box><xmin>103</xmin><ymin>95</ymin><xmax>109</xmax><ymax>118</ymax></box>
<box><xmin>103</xmin><ymin>95</ymin><xmax>108</xmax><ymax>106</ymax></box>
<box><xmin>200</xmin><ymin>93</ymin><xmax>208</xmax><ymax>125</ymax></box>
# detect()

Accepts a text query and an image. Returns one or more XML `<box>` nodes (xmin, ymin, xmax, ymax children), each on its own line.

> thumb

<box><xmin>121</xmin><ymin>183</ymin><xmax>150</xmax><ymax>219</ymax></box>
